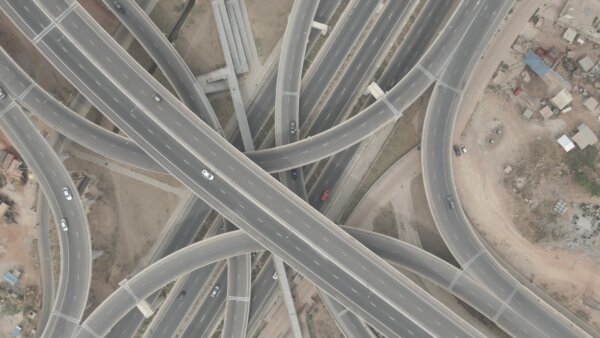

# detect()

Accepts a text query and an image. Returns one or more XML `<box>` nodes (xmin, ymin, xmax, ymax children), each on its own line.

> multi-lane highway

<box><xmin>0</xmin><ymin>47</ymin><xmax>163</xmax><ymax>172</ymax></box>
<box><xmin>114</xmin><ymin>2</ymin><xmax>343</xmax><ymax>335</ymax></box>
<box><xmin>5</xmin><ymin>1</ymin><xmax>493</xmax><ymax>337</ymax></box>
<box><xmin>2</xmin><ymin>1</ymin><xmax>487</xmax><ymax>337</ymax></box>
<box><xmin>247</xmin><ymin>0</ymin><xmax>490</xmax><ymax>172</ymax></box>
<box><xmin>0</xmin><ymin>103</ymin><xmax>92</xmax><ymax>338</ymax></box>
<box><xmin>307</xmin><ymin>0</ymin><xmax>454</xmax><ymax>210</ymax></box>
<box><xmin>2</xmin><ymin>0</ymin><xmax>596</xmax><ymax>336</ymax></box>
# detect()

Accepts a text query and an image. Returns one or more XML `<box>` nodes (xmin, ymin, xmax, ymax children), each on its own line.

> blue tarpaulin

<box><xmin>523</xmin><ymin>50</ymin><xmax>550</xmax><ymax>77</ymax></box>
<box><xmin>3</xmin><ymin>272</ymin><xmax>18</xmax><ymax>286</ymax></box>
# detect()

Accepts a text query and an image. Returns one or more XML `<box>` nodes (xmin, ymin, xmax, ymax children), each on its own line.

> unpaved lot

<box><xmin>245</xmin><ymin>0</ymin><xmax>293</xmax><ymax>63</ymax></box>
<box><xmin>456</xmin><ymin>89</ymin><xmax>600</xmax><ymax>330</ymax></box>
<box><xmin>151</xmin><ymin>0</ymin><xmax>225</xmax><ymax>74</ymax></box>
<box><xmin>64</xmin><ymin>151</ymin><xmax>180</xmax><ymax>314</ymax></box>
<box><xmin>455</xmin><ymin>1</ymin><xmax>600</xmax><ymax>329</ymax></box>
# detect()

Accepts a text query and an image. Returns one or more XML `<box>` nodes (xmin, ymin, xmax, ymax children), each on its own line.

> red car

<box><xmin>320</xmin><ymin>189</ymin><xmax>330</xmax><ymax>202</ymax></box>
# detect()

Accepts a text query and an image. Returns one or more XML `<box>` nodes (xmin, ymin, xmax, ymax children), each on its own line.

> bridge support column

<box><xmin>367</xmin><ymin>82</ymin><xmax>384</xmax><ymax>99</ymax></box>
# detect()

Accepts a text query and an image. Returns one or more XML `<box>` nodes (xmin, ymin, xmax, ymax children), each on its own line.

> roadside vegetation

<box><xmin>566</xmin><ymin>146</ymin><xmax>600</xmax><ymax>196</ymax></box>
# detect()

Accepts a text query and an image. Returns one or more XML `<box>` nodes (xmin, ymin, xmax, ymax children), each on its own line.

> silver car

<box><xmin>59</xmin><ymin>218</ymin><xmax>69</xmax><ymax>232</ymax></box>
<box><xmin>152</xmin><ymin>93</ymin><xmax>162</xmax><ymax>102</ymax></box>
<box><xmin>210</xmin><ymin>284</ymin><xmax>221</xmax><ymax>297</ymax></box>
<box><xmin>62</xmin><ymin>187</ymin><xmax>73</xmax><ymax>201</ymax></box>
<box><xmin>201</xmin><ymin>169</ymin><xmax>214</xmax><ymax>181</ymax></box>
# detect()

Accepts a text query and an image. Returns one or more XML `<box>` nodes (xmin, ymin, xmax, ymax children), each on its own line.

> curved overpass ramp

<box><xmin>0</xmin><ymin>47</ymin><xmax>163</xmax><ymax>172</ymax></box>
<box><xmin>421</xmin><ymin>1</ymin><xmax>595</xmax><ymax>337</ymax></box>
<box><xmin>79</xmin><ymin>227</ymin><xmax>554</xmax><ymax>338</ymax></box>
<box><xmin>0</xmin><ymin>104</ymin><xmax>92</xmax><ymax>338</ymax></box>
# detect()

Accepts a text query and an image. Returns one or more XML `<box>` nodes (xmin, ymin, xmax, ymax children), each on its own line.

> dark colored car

<box><xmin>446</xmin><ymin>195</ymin><xmax>455</xmax><ymax>209</ymax></box>
<box><xmin>291</xmin><ymin>169</ymin><xmax>298</xmax><ymax>180</ymax></box>
<box><xmin>114</xmin><ymin>1</ymin><xmax>124</xmax><ymax>11</ymax></box>
<box><xmin>453</xmin><ymin>144</ymin><xmax>461</xmax><ymax>157</ymax></box>
<box><xmin>178</xmin><ymin>291</ymin><xmax>186</xmax><ymax>302</ymax></box>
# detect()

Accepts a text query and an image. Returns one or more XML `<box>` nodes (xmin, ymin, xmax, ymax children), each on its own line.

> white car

<box><xmin>152</xmin><ymin>93</ymin><xmax>162</xmax><ymax>102</ymax></box>
<box><xmin>0</xmin><ymin>86</ymin><xmax>6</xmax><ymax>99</ymax></box>
<box><xmin>59</xmin><ymin>218</ymin><xmax>69</xmax><ymax>232</ymax></box>
<box><xmin>62</xmin><ymin>187</ymin><xmax>73</xmax><ymax>201</ymax></box>
<box><xmin>210</xmin><ymin>284</ymin><xmax>221</xmax><ymax>297</ymax></box>
<box><xmin>273</xmin><ymin>272</ymin><xmax>278</xmax><ymax>280</ymax></box>
<box><xmin>201</xmin><ymin>169</ymin><xmax>214</xmax><ymax>181</ymax></box>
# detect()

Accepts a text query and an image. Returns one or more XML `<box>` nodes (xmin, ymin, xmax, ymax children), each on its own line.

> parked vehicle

<box><xmin>320</xmin><ymin>189</ymin><xmax>330</xmax><ymax>202</ymax></box>
<box><xmin>453</xmin><ymin>145</ymin><xmax>461</xmax><ymax>157</ymax></box>
<box><xmin>460</xmin><ymin>145</ymin><xmax>467</xmax><ymax>154</ymax></box>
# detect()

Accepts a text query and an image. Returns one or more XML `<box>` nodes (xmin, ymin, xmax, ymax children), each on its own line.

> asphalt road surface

<box><xmin>102</xmin><ymin>0</ymin><xmax>223</xmax><ymax>134</ymax></box>
<box><xmin>0</xmin><ymin>104</ymin><xmax>92</xmax><ymax>338</ymax></box>
<box><xmin>3</xmin><ymin>0</ymin><xmax>495</xmax><ymax>336</ymax></box>
<box><xmin>0</xmin><ymin>47</ymin><xmax>162</xmax><ymax>172</ymax></box>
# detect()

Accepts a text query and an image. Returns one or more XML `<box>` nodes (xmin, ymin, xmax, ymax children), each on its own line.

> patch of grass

<box><xmin>566</xmin><ymin>146</ymin><xmax>600</xmax><ymax>196</ymax></box>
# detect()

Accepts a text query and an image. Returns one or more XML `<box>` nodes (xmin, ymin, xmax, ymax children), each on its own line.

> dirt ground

<box><xmin>0</xmin><ymin>177</ymin><xmax>38</xmax><ymax>285</ymax></box>
<box><xmin>252</xmin><ymin>272</ymin><xmax>342</xmax><ymax>338</ymax></box>
<box><xmin>151</xmin><ymin>0</ymin><xmax>225</xmax><ymax>75</ymax></box>
<box><xmin>64</xmin><ymin>151</ymin><xmax>180</xmax><ymax>314</ymax></box>
<box><xmin>454</xmin><ymin>0</ymin><xmax>600</xmax><ymax>330</ymax></box>
<box><xmin>244</xmin><ymin>0</ymin><xmax>293</xmax><ymax>63</ymax></box>
<box><xmin>0</xmin><ymin>134</ymin><xmax>41</xmax><ymax>337</ymax></box>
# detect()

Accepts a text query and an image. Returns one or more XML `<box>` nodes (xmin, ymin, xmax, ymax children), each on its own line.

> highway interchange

<box><xmin>0</xmin><ymin>0</ymin><xmax>598</xmax><ymax>337</ymax></box>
